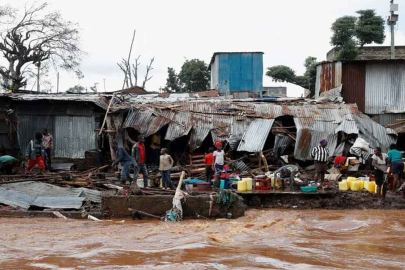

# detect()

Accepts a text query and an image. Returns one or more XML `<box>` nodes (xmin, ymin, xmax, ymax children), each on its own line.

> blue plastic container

<box><xmin>220</xmin><ymin>180</ymin><xmax>229</xmax><ymax>189</ymax></box>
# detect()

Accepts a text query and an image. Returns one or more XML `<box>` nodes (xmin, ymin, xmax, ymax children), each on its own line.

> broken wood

<box><xmin>99</xmin><ymin>93</ymin><xmax>116</xmax><ymax>135</ymax></box>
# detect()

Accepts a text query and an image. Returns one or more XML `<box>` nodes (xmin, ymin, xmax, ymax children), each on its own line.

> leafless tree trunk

<box><xmin>117</xmin><ymin>30</ymin><xmax>154</xmax><ymax>90</ymax></box>
<box><xmin>142</xmin><ymin>58</ymin><xmax>154</xmax><ymax>89</ymax></box>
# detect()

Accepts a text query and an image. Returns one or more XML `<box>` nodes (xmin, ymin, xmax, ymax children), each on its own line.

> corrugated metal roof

<box><xmin>0</xmin><ymin>188</ymin><xmax>33</xmax><ymax>209</ymax></box>
<box><xmin>342</xmin><ymin>62</ymin><xmax>366</xmax><ymax>112</ymax></box>
<box><xmin>2</xmin><ymin>181</ymin><xmax>101</xmax><ymax>203</ymax></box>
<box><xmin>273</xmin><ymin>134</ymin><xmax>293</xmax><ymax>158</ymax></box>
<box><xmin>365</xmin><ymin>62</ymin><xmax>405</xmax><ymax>114</ymax></box>
<box><xmin>237</xmin><ymin>119</ymin><xmax>274</xmax><ymax>152</ymax></box>
<box><xmin>31</xmin><ymin>196</ymin><xmax>85</xmax><ymax>209</ymax></box>
<box><xmin>2</xmin><ymin>93</ymin><xmax>108</xmax><ymax>110</ymax></box>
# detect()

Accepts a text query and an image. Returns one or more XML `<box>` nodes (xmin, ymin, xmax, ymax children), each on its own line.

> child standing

<box><xmin>204</xmin><ymin>147</ymin><xmax>214</xmax><ymax>183</ymax></box>
<box><xmin>213</xmin><ymin>142</ymin><xmax>225</xmax><ymax>188</ymax></box>
<box><xmin>159</xmin><ymin>148</ymin><xmax>174</xmax><ymax>189</ymax></box>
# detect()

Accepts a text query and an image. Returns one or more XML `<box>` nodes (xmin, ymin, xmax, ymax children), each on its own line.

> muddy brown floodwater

<box><xmin>0</xmin><ymin>210</ymin><xmax>405</xmax><ymax>269</ymax></box>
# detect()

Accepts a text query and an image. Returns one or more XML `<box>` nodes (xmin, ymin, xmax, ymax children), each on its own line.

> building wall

<box><xmin>365</xmin><ymin>62</ymin><xmax>405</xmax><ymax>114</ymax></box>
<box><xmin>15</xmin><ymin>100</ymin><xmax>99</xmax><ymax>159</ymax></box>
<box><xmin>54</xmin><ymin>116</ymin><xmax>96</xmax><ymax>159</ymax></box>
<box><xmin>212</xmin><ymin>53</ymin><xmax>263</xmax><ymax>94</ymax></box>
<box><xmin>327</xmin><ymin>46</ymin><xmax>405</xmax><ymax>61</ymax></box>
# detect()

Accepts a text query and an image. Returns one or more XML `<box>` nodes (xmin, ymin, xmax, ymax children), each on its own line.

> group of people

<box><xmin>312</xmin><ymin>139</ymin><xmax>404</xmax><ymax>202</ymax></box>
<box><xmin>112</xmin><ymin>135</ymin><xmax>174</xmax><ymax>189</ymax></box>
<box><xmin>204</xmin><ymin>142</ymin><xmax>226</xmax><ymax>187</ymax></box>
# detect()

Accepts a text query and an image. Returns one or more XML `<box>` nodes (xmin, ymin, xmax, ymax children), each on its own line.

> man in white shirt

<box><xmin>213</xmin><ymin>142</ymin><xmax>225</xmax><ymax>188</ymax></box>
<box><xmin>372</xmin><ymin>147</ymin><xmax>388</xmax><ymax>201</ymax></box>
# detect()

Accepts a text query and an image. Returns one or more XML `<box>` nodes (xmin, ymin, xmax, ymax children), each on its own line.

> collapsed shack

<box><xmin>103</xmin><ymin>93</ymin><xmax>397</xmax><ymax>170</ymax></box>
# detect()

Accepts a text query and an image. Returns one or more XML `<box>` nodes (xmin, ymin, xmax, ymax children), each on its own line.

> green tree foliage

<box><xmin>66</xmin><ymin>85</ymin><xmax>85</xmax><ymax>93</ymax></box>
<box><xmin>331</xmin><ymin>16</ymin><xmax>357</xmax><ymax>46</ymax></box>
<box><xmin>178</xmin><ymin>59</ymin><xmax>210</xmax><ymax>92</ymax></box>
<box><xmin>331</xmin><ymin>10</ymin><xmax>385</xmax><ymax>60</ymax></box>
<box><xmin>355</xmin><ymin>10</ymin><xmax>385</xmax><ymax>48</ymax></box>
<box><xmin>163</xmin><ymin>67</ymin><xmax>180</xmax><ymax>93</ymax></box>
<box><xmin>266</xmin><ymin>56</ymin><xmax>318</xmax><ymax>97</ymax></box>
<box><xmin>266</xmin><ymin>65</ymin><xmax>296</xmax><ymax>83</ymax></box>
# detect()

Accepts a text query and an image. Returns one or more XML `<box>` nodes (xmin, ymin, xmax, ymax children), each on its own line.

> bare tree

<box><xmin>117</xmin><ymin>30</ymin><xmax>154</xmax><ymax>90</ymax></box>
<box><xmin>0</xmin><ymin>2</ymin><xmax>84</xmax><ymax>91</ymax></box>
<box><xmin>142</xmin><ymin>57</ymin><xmax>154</xmax><ymax>89</ymax></box>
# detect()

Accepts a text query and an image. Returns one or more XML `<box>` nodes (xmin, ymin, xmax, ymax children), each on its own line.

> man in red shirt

<box><xmin>204</xmin><ymin>147</ymin><xmax>214</xmax><ymax>183</ymax></box>
<box><xmin>132</xmin><ymin>135</ymin><xmax>148</xmax><ymax>187</ymax></box>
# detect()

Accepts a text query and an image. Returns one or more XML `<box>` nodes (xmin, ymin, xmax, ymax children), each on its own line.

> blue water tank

<box><xmin>209</xmin><ymin>52</ymin><xmax>263</xmax><ymax>94</ymax></box>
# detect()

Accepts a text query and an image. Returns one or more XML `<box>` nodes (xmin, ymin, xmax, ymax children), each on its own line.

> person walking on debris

<box><xmin>311</xmin><ymin>139</ymin><xmax>329</xmax><ymax>184</ymax></box>
<box><xmin>132</xmin><ymin>135</ymin><xmax>148</xmax><ymax>187</ymax></box>
<box><xmin>213</xmin><ymin>142</ymin><xmax>225</xmax><ymax>188</ymax></box>
<box><xmin>372</xmin><ymin>147</ymin><xmax>388</xmax><ymax>202</ymax></box>
<box><xmin>112</xmin><ymin>141</ymin><xmax>133</xmax><ymax>184</ymax></box>
<box><xmin>41</xmin><ymin>129</ymin><xmax>53</xmax><ymax>171</ymax></box>
<box><xmin>387</xmin><ymin>144</ymin><xmax>404</xmax><ymax>192</ymax></box>
<box><xmin>25</xmin><ymin>132</ymin><xmax>46</xmax><ymax>172</ymax></box>
<box><xmin>204</xmin><ymin>147</ymin><xmax>214</xmax><ymax>183</ymax></box>
<box><xmin>159</xmin><ymin>148</ymin><xmax>174</xmax><ymax>189</ymax></box>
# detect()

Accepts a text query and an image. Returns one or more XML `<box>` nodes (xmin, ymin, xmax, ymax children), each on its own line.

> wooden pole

<box><xmin>99</xmin><ymin>93</ymin><xmax>116</xmax><ymax>135</ymax></box>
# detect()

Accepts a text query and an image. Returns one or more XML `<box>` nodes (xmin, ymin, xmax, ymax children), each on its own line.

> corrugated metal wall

<box><xmin>216</xmin><ymin>53</ymin><xmax>263</xmax><ymax>94</ymax></box>
<box><xmin>365</xmin><ymin>62</ymin><xmax>405</xmax><ymax>114</ymax></box>
<box><xmin>315</xmin><ymin>62</ymin><xmax>342</xmax><ymax>98</ymax></box>
<box><xmin>237</xmin><ymin>119</ymin><xmax>274</xmax><ymax>152</ymax></box>
<box><xmin>341</xmin><ymin>62</ymin><xmax>366</xmax><ymax>112</ymax></box>
<box><xmin>18</xmin><ymin>115</ymin><xmax>54</xmax><ymax>154</ymax></box>
<box><xmin>210</xmin><ymin>55</ymin><xmax>219</xmax><ymax>90</ymax></box>
<box><xmin>54</xmin><ymin>116</ymin><xmax>96</xmax><ymax>159</ymax></box>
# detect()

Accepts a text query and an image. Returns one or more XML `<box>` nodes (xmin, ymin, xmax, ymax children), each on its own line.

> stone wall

<box><xmin>101</xmin><ymin>194</ymin><xmax>246</xmax><ymax>219</ymax></box>
<box><xmin>327</xmin><ymin>46</ymin><xmax>405</xmax><ymax>61</ymax></box>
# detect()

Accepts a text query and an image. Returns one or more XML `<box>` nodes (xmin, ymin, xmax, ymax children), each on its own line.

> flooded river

<box><xmin>0</xmin><ymin>210</ymin><xmax>404</xmax><ymax>269</ymax></box>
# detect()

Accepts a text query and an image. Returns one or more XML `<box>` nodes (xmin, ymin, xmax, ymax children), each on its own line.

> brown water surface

<box><xmin>0</xmin><ymin>209</ymin><xmax>404</xmax><ymax>269</ymax></box>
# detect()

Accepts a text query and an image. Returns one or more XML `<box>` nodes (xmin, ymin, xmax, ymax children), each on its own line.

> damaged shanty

<box><xmin>0</xmin><ymin>93</ymin><xmax>108</xmax><ymax>160</ymax></box>
<box><xmin>104</xmin><ymin>93</ymin><xmax>396</xmax><ymax>166</ymax></box>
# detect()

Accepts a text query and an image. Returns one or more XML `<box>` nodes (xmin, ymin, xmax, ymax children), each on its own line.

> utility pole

<box><xmin>36</xmin><ymin>62</ymin><xmax>40</xmax><ymax>92</ymax></box>
<box><xmin>103</xmin><ymin>79</ymin><xmax>106</xmax><ymax>92</ymax></box>
<box><xmin>389</xmin><ymin>0</ymin><xmax>399</xmax><ymax>59</ymax></box>
<box><xmin>57</xmin><ymin>72</ymin><xmax>60</xmax><ymax>93</ymax></box>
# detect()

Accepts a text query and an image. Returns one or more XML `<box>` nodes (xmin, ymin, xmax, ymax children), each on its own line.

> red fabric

<box><xmin>215</xmin><ymin>142</ymin><xmax>222</xmax><ymax>148</ymax></box>
<box><xmin>334</xmin><ymin>156</ymin><xmax>346</xmax><ymax>166</ymax></box>
<box><xmin>204</xmin><ymin>153</ymin><xmax>214</xmax><ymax>165</ymax></box>
<box><xmin>27</xmin><ymin>156</ymin><xmax>45</xmax><ymax>171</ymax></box>
<box><xmin>138</xmin><ymin>143</ymin><xmax>145</xmax><ymax>164</ymax></box>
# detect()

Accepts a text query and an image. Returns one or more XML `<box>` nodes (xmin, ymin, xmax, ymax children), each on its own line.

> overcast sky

<box><xmin>5</xmin><ymin>0</ymin><xmax>405</xmax><ymax>97</ymax></box>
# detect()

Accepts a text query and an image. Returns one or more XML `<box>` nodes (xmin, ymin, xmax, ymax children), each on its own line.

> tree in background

<box><xmin>0</xmin><ymin>2</ymin><xmax>84</xmax><ymax>91</ymax></box>
<box><xmin>355</xmin><ymin>10</ymin><xmax>385</xmax><ymax>48</ymax></box>
<box><xmin>162</xmin><ymin>67</ymin><xmax>180</xmax><ymax>93</ymax></box>
<box><xmin>331</xmin><ymin>10</ymin><xmax>385</xmax><ymax>60</ymax></box>
<box><xmin>178</xmin><ymin>59</ymin><xmax>210</xmax><ymax>92</ymax></box>
<box><xmin>66</xmin><ymin>85</ymin><xmax>85</xmax><ymax>93</ymax></box>
<box><xmin>266</xmin><ymin>56</ymin><xmax>318</xmax><ymax>97</ymax></box>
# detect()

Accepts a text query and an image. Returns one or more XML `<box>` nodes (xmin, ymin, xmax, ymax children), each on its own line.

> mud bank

<box><xmin>242</xmin><ymin>191</ymin><xmax>405</xmax><ymax>210</ymax></box>
<box><xmin>101</xmin><ymin>193</ymin><xmax>246</xmax><ymax>219</ymax></box>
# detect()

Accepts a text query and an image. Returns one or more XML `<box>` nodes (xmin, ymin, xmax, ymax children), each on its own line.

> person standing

<box><xmin>159</xmin><ymin>148</ymin><xmax>174</xmax><ymax>189</ymax></box>
<box><xmin>372</xmin><ymin>147</ymin><xmax>388</xmax><ymax>201</ymax></box>
<box><xmin>213</xmin><ymin>142</ymin><xmax>225</xmax><ymax>188</ymax></box>
<box><xmin>132</xmin><ymin>135</ymin><xmax>148</xmax><ymax>187</ymax></box>
<box><xmin>42</xmin><ymin>129</ymin><xmax>53</xmax><ymax>171</ymax></box>
<box><xmin>25</xmin><ymin>132</ymin><xmax>46</xmax><ymax>172</ymax></box>
<box><xmin>311</xmin><ymin>139</ymin><xmax>329</xmax><ymax>184</ymax></box>
<box><xmin>387</xmin><ymin>144</ymin><xmax>404</xmax><ymax>191</ymax></box>
<box><xmin>204</xmin><ymin>147</ymin><xmax>214</xmax><ymax>183</ymax></box>
<box><xmin>112</xmin><ymin>141</ymin><xmax>133</xmax><ymax>184</ymax></box>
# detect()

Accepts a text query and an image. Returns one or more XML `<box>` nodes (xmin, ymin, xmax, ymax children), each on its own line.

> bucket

<box><xmin>351</xmin><ymin>181</ymin><xmax>361</xmax><ymax>191</ymax></box>
<box><xmin>186</xmin><ymin>184</ymin><xmax>193</xmax><ymax>193</ymax></box>
<box><xmin>347</xmin><ymin>177</ymin><xmax>357</xmax><ymax>189</ymax></box>
<box><xmin>243</xmin><ymin>178</ymin><xmax>253</xmax><ymax>191</ymax></box>
<box><xmin>339</xmin><ymin>180</ymin><xmax>348</xmax><ymax>191</ymax></box>
<box><xmin>237</xmin><ymin>180</ymin><xmax>247</xmax><ymax>192</ymax></box>
<box><xmin>367</xmin><ymin>181</ymin><xmax>376</xmax><ymax>193</ymax></box>
<box><xmin>137</xmin><ymin>179</ymin><xmax>144</xmax><ymax>188</ymax></box>
<box><xmin>364</xmin><ymin>181</ymin><xmax>369</xmax><ymax>190</ymax></box>
<box><xmin>358</xmin><ymin>180</ymin><xmax>364</xmax><ymax>190</ymax></box>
